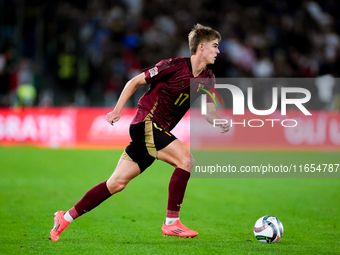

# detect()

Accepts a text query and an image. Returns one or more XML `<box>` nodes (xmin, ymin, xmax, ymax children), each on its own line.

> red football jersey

<box><xmin>131</xmin><ymin>57</ymin><xmax>215</xmax><ymax>131</ymax></box>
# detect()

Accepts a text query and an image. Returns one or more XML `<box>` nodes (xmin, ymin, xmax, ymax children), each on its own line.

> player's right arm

<box><xmin>205</xmin><ymin>102</ymin><xmax>230</xmax><ymax>133</ymax></box>
<box><xmin>106</xmin><ymin>73</ymin><xmax>147</xmax><ymax>126</ymax></box>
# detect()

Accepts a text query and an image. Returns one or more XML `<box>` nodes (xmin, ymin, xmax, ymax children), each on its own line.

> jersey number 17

<box><xmin>174</xmin><ymin>93</ymin><xmax>189</xmax><ymax>106</ymax></box>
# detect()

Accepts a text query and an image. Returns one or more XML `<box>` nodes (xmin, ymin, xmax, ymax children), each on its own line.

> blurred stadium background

<box><xmin>0</xmin><ymin>0</ymin><xmax>340</xmax><ymax>150</ymax></box>
<box><xmin>0</xmin><ymin>0</ymin><xmax>340</xmax><ymax>108</ymax></box>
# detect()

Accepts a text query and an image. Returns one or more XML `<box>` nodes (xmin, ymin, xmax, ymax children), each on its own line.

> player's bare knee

<box><xmin>178</xmin><ymin>155</ymin><xmax>192</xmax><ymax>172</ymax></box>
<box><xmin>185</xmin><ymin>154</ymin><xmax>195</xmax><ymax>172</ymax></box>
<box><xmin>106</xmin><ymin>180</ymin><xmax>127</xmax><ymax>194</ymax></box>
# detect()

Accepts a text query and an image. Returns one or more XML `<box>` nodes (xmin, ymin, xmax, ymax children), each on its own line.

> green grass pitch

<box><xmin>0</xmin><ymin>147</ymin><xmax>339</xmax><ymax>254</ymax></box>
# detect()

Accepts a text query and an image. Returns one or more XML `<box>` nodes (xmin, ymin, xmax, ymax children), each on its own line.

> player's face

<box><xmin>202</xmin><ymin>39</ymin><xmax>220</xmax><ymax>65</ymax></box>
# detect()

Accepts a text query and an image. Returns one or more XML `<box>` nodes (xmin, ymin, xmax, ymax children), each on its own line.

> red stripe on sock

<box><xmin>166</xmin><ymin>210</ymin><xmax>180</xmax><ymax>218</ymax></box>
<box><xmin>68</xmin><ymin>207</ymin><xmax>79</xmax><ymax>219</ymax></box>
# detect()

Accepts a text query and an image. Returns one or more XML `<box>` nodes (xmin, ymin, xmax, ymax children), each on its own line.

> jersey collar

<box><xmin>187</xmin><ymin>57</ymin><xmax>206</xmax><ymax>77</ymax></box>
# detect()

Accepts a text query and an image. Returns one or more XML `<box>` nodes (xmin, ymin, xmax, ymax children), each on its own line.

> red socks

<box><xmin>69</xmin><ymin>181</ymin><xmax>112</xmax><ymax>220</ymax></box>
<box><xmin>67</xmin><ymin>169</ymin><xmax>190</xmax><ymax>221</ymax></box>
<box><xmin>166</xmin><ymin>168</ymin><xmax>191</xmax><ymax>218</ymax></box>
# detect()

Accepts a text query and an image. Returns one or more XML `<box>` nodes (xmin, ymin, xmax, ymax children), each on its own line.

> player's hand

<box><xmin>217</xmin><ymin>122</ymin><xmax>230</xmax><ymax>133</ymax></box>
<box><xmin>106</xmin><ymin>110</ymin><xmax>121</xmax><ymax>126</ymax></box>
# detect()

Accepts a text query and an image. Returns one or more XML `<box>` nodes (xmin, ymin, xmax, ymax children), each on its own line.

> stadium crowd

<box><xmin>0</xmin><ymin>0</ymin><xmax>340</xmax><ymax>110</ymax></box>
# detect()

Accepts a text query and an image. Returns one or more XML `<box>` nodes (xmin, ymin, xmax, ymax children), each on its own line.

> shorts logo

<box><xmin>153</xmin><ymin>122</ymin><xmax>172</xmax><ymax>136</ymax></box>
<box><xmin>149</xmin><ymin>67</ymin><xmax>159</xmax><ymax>77</ymax></box>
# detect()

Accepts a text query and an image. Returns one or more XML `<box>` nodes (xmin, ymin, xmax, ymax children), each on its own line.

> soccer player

<box><xmin>50</xmin><ymin>24</ymin><xmax>230</xmax><ymax>241</ymax></box>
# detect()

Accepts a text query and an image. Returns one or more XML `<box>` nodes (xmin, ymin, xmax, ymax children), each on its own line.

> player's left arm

<box><xmin>205</xmin><ymin>102</ymin><xmax>230</xmax><ymax>133</ymax></box>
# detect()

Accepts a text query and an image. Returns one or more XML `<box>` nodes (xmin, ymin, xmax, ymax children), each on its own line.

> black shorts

<box><xmin>121</xmin><ymin>121</ymin><xmax>177</xmax><ymax>172</ymax></box>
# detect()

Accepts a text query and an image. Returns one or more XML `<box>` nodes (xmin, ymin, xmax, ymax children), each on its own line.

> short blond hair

<box><xmin>188</xmin><ymin>24</ymin><xmax>221</xmax><ymax>55</ymax></box>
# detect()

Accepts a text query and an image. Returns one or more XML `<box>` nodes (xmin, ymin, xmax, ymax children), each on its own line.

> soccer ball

<box><xmin>253</xmin><ymin>215</ymin><xmax>284</xmax><ymax>243</ymax></box>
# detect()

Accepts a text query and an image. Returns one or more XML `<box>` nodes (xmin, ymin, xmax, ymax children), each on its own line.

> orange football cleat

<box><xmin>161</xmin><ymin>219</ymin><xmax>198</xmax><ymax>238</ymax></box>
<box><xmin>50</xmin><ymin>211</ymin><xmax>70</xmax><ymax>242</ymax></box>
